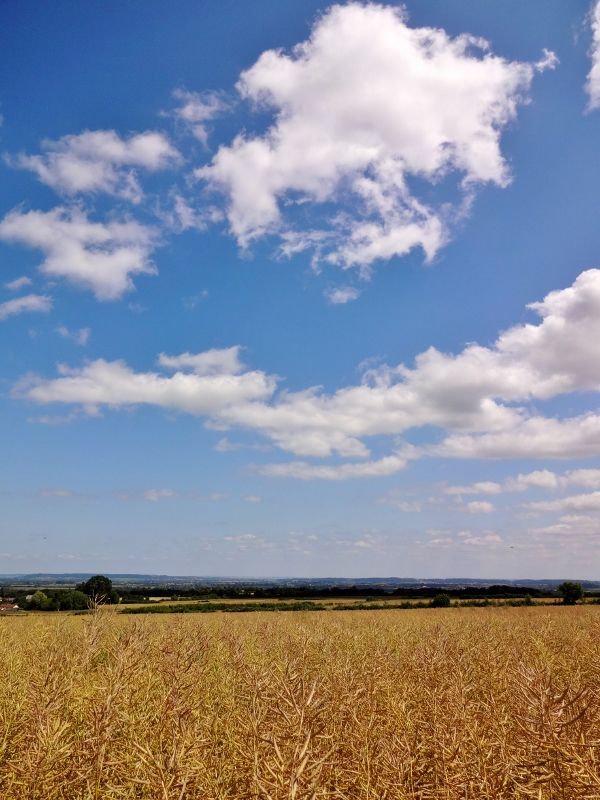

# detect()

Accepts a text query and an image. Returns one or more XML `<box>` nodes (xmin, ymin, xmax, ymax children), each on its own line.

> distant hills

<box><xmin>0</xmin><ymin>574</ymin><xmax>598</xmax><ymax>591</ymax></box>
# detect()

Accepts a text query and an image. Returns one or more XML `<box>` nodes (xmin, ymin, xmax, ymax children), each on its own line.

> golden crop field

<box><xmin>0</xmin><ymin>606</ymin><xmax>599</xmax><ymax>800</ymax></box>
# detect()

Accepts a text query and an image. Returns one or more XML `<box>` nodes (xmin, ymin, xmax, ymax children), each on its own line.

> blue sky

<box><xmin>2</xmin><ymin>0</ymin><xmax>600</xmax><ymax>578</ymax></box>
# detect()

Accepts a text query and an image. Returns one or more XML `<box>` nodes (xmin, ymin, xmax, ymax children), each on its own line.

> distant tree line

<box><xmin>119</xmin><ymin>583</ymin><xmax>549</xmax><ymax>603</ymax></box>
<box><xmin>0</xmin><ymin>577</ymin><xmax>590</xmax><ymax>611</ymax></box>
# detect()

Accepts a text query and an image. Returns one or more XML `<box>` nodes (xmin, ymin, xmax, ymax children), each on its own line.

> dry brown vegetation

<box><xmin>0</xmin><ymin>606</ymin><xmax>599</xmax><ymax>799</ymax></box>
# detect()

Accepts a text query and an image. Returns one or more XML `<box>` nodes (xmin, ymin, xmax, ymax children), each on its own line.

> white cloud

<box><xmin>200</xmin><ymin>3</ymin><xmax>554</xmax><ymax>271</ymax></box>
<box><xmin>464</xmin><ymin>500</ymin><xmax>495</xmax><ymax>514</ymax></box>
<box><xmin>18</xmin><ymin>356</ymin><xmax>275</xmax><ymax>417</ymax></box>
<box><xmin>4</xmin><ymin>276</ymin><xmax>32</xmax><ymax>291</ymax></box>
<box><xmin>445</xmin><ymin>481</ymin><xmax>502</xmax><ymax>496</ymax></box>
<box><xmin>505</xmin><ymin>469</ymin><xmax>559</xmax><ymax>491</ymax></box>
<box><xmin>235</xmin><ymin>267</ymin><xmax>600</xmax><ymax>459</ymax></box>
<box><xmin>446</xmin><ymin>470</ymin><xmax>558</xmax><ymax>495</ymax></box>
<box><xmin>587</xmin><ymin>2</ymin><xmax>600</xmax><ymax>110</ymax></box>
<box><xmin>532</xmin><ymin>514</ymin><xmax>600</xmax><ymax>537</ymax></box>
<box><xmin>15</xmin><ymin>269</ymin><xmax>600</xmax><ymax>469</ymax></box>
<box><xmin>170</xmin><ymin>89</ymin><xmax>227</xmax><ymax>144</ymax></box>
<box><xmin>13</xmin><ymin>129</ymin><xmax>179</xmax><ymax>202</ymax></box>
<box><xmin>243</xmin><ymin>495</ymin><xmax>262</xmax><ymax>503</ymax></box>
<box><xmin>325</xmin><ymin>286</ymin><xmax>360</xmax><ymax>305</ymax></box>
<box><xmin>0</xmin><ymin>293</ymin><xmax>52</xmax><ymax>321</ymax></box>
<box><xmin>259</xmin><ymin>453</ymin><xmax>409</xmax><ymax>480</ymax></box>
<box><xmin>226</xmin><ymin>265</ymin><xmax>600</xmax><ymax>459</ymax></box>
<box><xmin>561</xmin><ymin>469</ymin><xmax>600</xmax><ymax>489</ymax></box>
<box><xmin>0</xmin><ymin>207</ymin><xmax>156</xmax><ymax>300</ymax></box>
<box><xmin>437</xmin><ymin>412</ymin><xmax>600</xmax><ymax>460</ymax></box>
<box><xmin>157</xmin><ymin>346</ymin><xmax>243</xmax><ymax>376</ymax></box>
<box><xmin>56</xmin><ymin>325</ymin><xmax>90</xmax><ymax>346</ymax></box>
<box><xmin>526</xmin><ymin>491</ymin><xmax>600</xmax><ymax>514</ymax></box>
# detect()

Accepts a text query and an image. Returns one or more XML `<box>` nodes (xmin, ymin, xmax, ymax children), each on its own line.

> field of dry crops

<box><xmin>0</xmin><ymin>607</ymin><xmax>599</xmax><ymax>800</ymax></box>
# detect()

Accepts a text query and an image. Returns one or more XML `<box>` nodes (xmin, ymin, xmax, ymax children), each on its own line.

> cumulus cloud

<box><xmin>223</xmin><ymin>265</ymin><xmax>600</xmax><ymax>459</ymax></box>
<box><xmin>587</xmin><ymin>1</ymin><xmax>600</xmax><ymax>110</ymax></box>
<box><xmin>532</xmin><ymin>514</ymin><xmax>600</xmax><ymax>537</ymax></box>
<box><xmin>12</xmin><ymin>130</ymin><xmax>179</xmax><ymax>202</ymax></box>
<box><xmin>0</xmin><ymin>207</ymin><xmax>156</xmax><ymax>300</ymax></box>
<box><xmin>526</xmin><ymin>491</ymin><xmax>600</xmax><ymax>514</ymax></box>
<box><xmin>560</xmin><ymin>469</ymin><xmax>600</xmax><ymax>489</ymax></box>
<box><xmin>505</xmin><ymin>470</ymin><xmax>559</xmax><ymax>491</ymax></box>
<box><xmin>199</xmin><ymin>3</ymin><xmax>554</xmax><ymax>272</ymax></box>
<box><xmin>14</xmin><ymin>269</ymin><xmax>600</xmax><ymax>469</ymax></box>
<box><xmin>18</xmin><ymin>356</ymin><xmax>275</xmax><ymax>419</ymax></box>
<box><xmin>0</xmin><ymin>293</ymin><xmax>52</xmax><ymax>321</ymax></box>
<box><xmin>437</xmin><ymin>412</ymin><xmax>600</xmax><ymax>460</ymax></box>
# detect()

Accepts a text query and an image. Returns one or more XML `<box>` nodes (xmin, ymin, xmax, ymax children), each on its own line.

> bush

<box><xmin>26</xmin><ymin>591</ymin><xmax>55</xmax><ymax>611</ymax></box>
<box><xmin>558</xmin><ymin>581</ymin><xmax>584</xmax><ymax>606</ymax></box>
<box><xmin>431</xmin><ymin>593</ymin><xmax>451</xmax><ymax>608</ymax></box>
<box><xmin>76</xmin><ymin>575</ymin><xmax>120</xmax><ymax>604</ymax></box>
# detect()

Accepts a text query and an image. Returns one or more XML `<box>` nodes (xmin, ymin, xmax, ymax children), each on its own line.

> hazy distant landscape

<box><xmin>4</xmin><ymin>572</ymin><xmax>600</xmax><ymax>591</ymax></box>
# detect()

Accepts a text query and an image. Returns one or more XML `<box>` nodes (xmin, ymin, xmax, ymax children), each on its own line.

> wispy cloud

<box><xmin>56</xmin><ymin>325</ymin><xmax>90</xmax><ymax>346</ymax></box>
<box><xmin>587</xmin><ymin>1</ymin><xmax>600</xmax><ymax>110</ymax></box>
<box><xmin>169</xmin><ymin>89</ymin><xmax>228</xmax><ymax>145</ymax></box>
<box><xmin>4</xmin><ymin>275</ymin><xmax>32</xmax><ymax>291</ymax></box>
<box><xmin>325</xmin><ymin>286</ymin><xmax>360</xmax><ymax>305</ymax></box>
<box><xmin>0</xmin><ymin>293</ymin><xmax>52</xmax><ymax>321</ymax></box>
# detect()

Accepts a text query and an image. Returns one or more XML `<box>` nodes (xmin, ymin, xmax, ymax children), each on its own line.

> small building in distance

<box><xmin>0</xmin><ymin>603</ymin><xmax>20</xmax><ymax>613</ymax></box>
